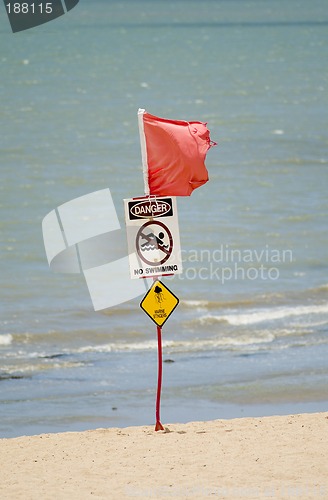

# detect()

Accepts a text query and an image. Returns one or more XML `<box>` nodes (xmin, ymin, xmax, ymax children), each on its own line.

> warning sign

<box><xmin>124</xmin><ymin>196</ymin><xmax>182</xmax><ymax>279</ymax></box>
<box><xmin>140</xmin><ymin>280</ymin><xmax>179</xmax><ymax>327</ymax></box>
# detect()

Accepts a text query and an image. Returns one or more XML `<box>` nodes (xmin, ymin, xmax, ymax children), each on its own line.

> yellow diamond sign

<box><xmin>140</xmin><ymin>280</ymin><xmax>179</xmax><ymax>327</ymax></box>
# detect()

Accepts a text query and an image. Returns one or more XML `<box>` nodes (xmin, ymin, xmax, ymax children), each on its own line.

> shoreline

<box><xmin>1</xmin><ymin>412</ymin><xmax>327</xmax><ymax>499</ymax></box>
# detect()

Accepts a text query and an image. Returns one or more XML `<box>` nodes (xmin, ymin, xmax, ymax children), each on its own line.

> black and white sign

<box><xmin>124</xmin><ymin>196</ymin><xmax>182</xmax><ymax>279</ymax></box>
<box><xmin>127</xmin><ymin>197</ymin><xmax>173</xmax><ymax>220</ymax></box>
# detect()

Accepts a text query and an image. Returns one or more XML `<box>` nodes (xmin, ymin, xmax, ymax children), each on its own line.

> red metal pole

<box><xmin>155</xmin><ymin>324</ymin><xmax>164</xmax><ymax>431</ymax></box>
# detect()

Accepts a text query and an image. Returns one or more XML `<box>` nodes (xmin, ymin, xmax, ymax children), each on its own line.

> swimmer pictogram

<box><xmin>136</xmin><ymin>220</ymin><xmax>173</xmax><ymax>266</ymax></box>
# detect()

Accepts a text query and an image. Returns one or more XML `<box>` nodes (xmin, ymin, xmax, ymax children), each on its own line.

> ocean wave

<box><xmin>180</xmin><ymin>297</ymin><xmax>263</xmax><ymax>310</ymax></box>
<box><xmin>8</xmin><ymin>329</ymin><xmax>147</xmax><ymax>348</ymax></box>
<box><xmin>76</xmin><ymin>340</ymin><xmax>168</xmax><ymax>354</ymax></box>
<box><xmin>0</xmin><ymin>360</ymin><xmax>86</xmax><ymax>376</ymax></box>
<box><xmin>314</xmin><ymin>284</ymin><xmax>328</xmax><ymax>292</ymax></box>
<box><xmin>180</xmin><ymin>300</ymin><xmax>209</xmax><ymax>308</ymax></box>
<box><xmin>181</xmin><ymin>286</ymin><xmax>328</xmax><ymax>312</ymax></box>
<box><xmin>198</xmin><ymin>303</ymin><xmax>328</xmax><ymax>326</ymax></box>
<box><xmin>74</xmin><ymin>333</ymin><xmax>276</xmax><ymax>355</ymax></box>
<box><xmin>0</xmin><ymin>334</ymin><xmax>13</xmax><ymax>346</ymax></box>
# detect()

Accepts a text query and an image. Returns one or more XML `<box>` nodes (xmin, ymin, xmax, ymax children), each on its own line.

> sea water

<box><xmin>0</xmin><ymin>0</ymin><xmax>328</xmax><ymax>438</ymax></box>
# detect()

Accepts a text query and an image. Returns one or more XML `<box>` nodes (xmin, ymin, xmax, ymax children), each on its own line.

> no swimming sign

<box><xmin>124</xmin><ymin>196</ymin><xmax>182</xmax><ymax>280</ymax></box>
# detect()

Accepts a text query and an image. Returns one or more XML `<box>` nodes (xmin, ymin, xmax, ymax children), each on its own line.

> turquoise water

<box><xmin>0</xmin><ymin>0</ymin><xmax>328</xmax><ymax>438</ymax></box>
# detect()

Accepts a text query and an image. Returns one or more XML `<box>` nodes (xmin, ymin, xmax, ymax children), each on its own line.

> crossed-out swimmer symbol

<box><xmin>136</xmin><ymin>220</ymin><xmax>173</xmax><ymax>266</ymax></box>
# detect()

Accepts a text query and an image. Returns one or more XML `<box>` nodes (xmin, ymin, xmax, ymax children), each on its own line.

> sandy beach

<box><xmin>0</xmin><ymin>412</ymin><xmax>327</xmax><ymax>499</ymax></box>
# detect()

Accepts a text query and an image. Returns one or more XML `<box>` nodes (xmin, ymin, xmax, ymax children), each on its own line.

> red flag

<box><xmin>138</xmin><ymin>109</ymin><xmax>216</xmax><ymax>196</ymax></box>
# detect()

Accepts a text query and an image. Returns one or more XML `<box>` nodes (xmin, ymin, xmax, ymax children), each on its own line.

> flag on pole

<box><xmin>138</xmin><ymin>109</ymin><xmax>217</xmax><ymax>196</ymax></box>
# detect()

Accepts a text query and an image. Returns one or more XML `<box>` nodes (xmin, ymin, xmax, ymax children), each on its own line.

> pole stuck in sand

<box><xmin>123</xmin><ymin>108</ymin><xmax>216</xmax><ymax>430</ymax></box>
<box><xmin>155</xmin><ymin>323</ymin><xmax>164</xmax><ymax>431</ymax></box>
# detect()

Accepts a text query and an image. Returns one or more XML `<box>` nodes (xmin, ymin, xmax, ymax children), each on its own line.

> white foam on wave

<box><xmin>75</xmin><ymin>333</ymin><xmax>275</xmax><ymax>354</ymax></box>
<box><xmin>207</xmin><ymin>332</ymin><xmax>275</xmax><ymax>347</ymax></box>
<box><xmin>199</xmin><ymin>303</ymin><xmax>328</xmax><ymax>326</ymax></box>
<box><xmin>316</xmin><ymin>284</ymin><xmax>328</xmax><ymax>291</ymax></box>
<box><xmin>77</xmin><ymin>340</ymin><xmax>174</xmax><ymax>354</ymax></box>
<box><xmin>180</xmin><ymin>300</ymin><xmax>209</xmax><ymax>308</ymax></box>
<box><xmin>0</xmin><ymin>334</ymin><xmax>13</xmax><ymax>346</ymax></box>
<box><xmin>3</xmin><ymin>360</ymin><xmax>85</xmax><ymax>375</ymax></box>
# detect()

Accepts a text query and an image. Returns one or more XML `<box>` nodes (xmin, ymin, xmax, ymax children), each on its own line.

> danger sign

<box><xmin>127</xmin><ymin>197</ymin><xmax>173</xmax><ymax>219</ymax></box>
<box><xmin>124</xmin><ymin>196</ymin><xmax>182</xmax><ymax>279</ymax></box>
